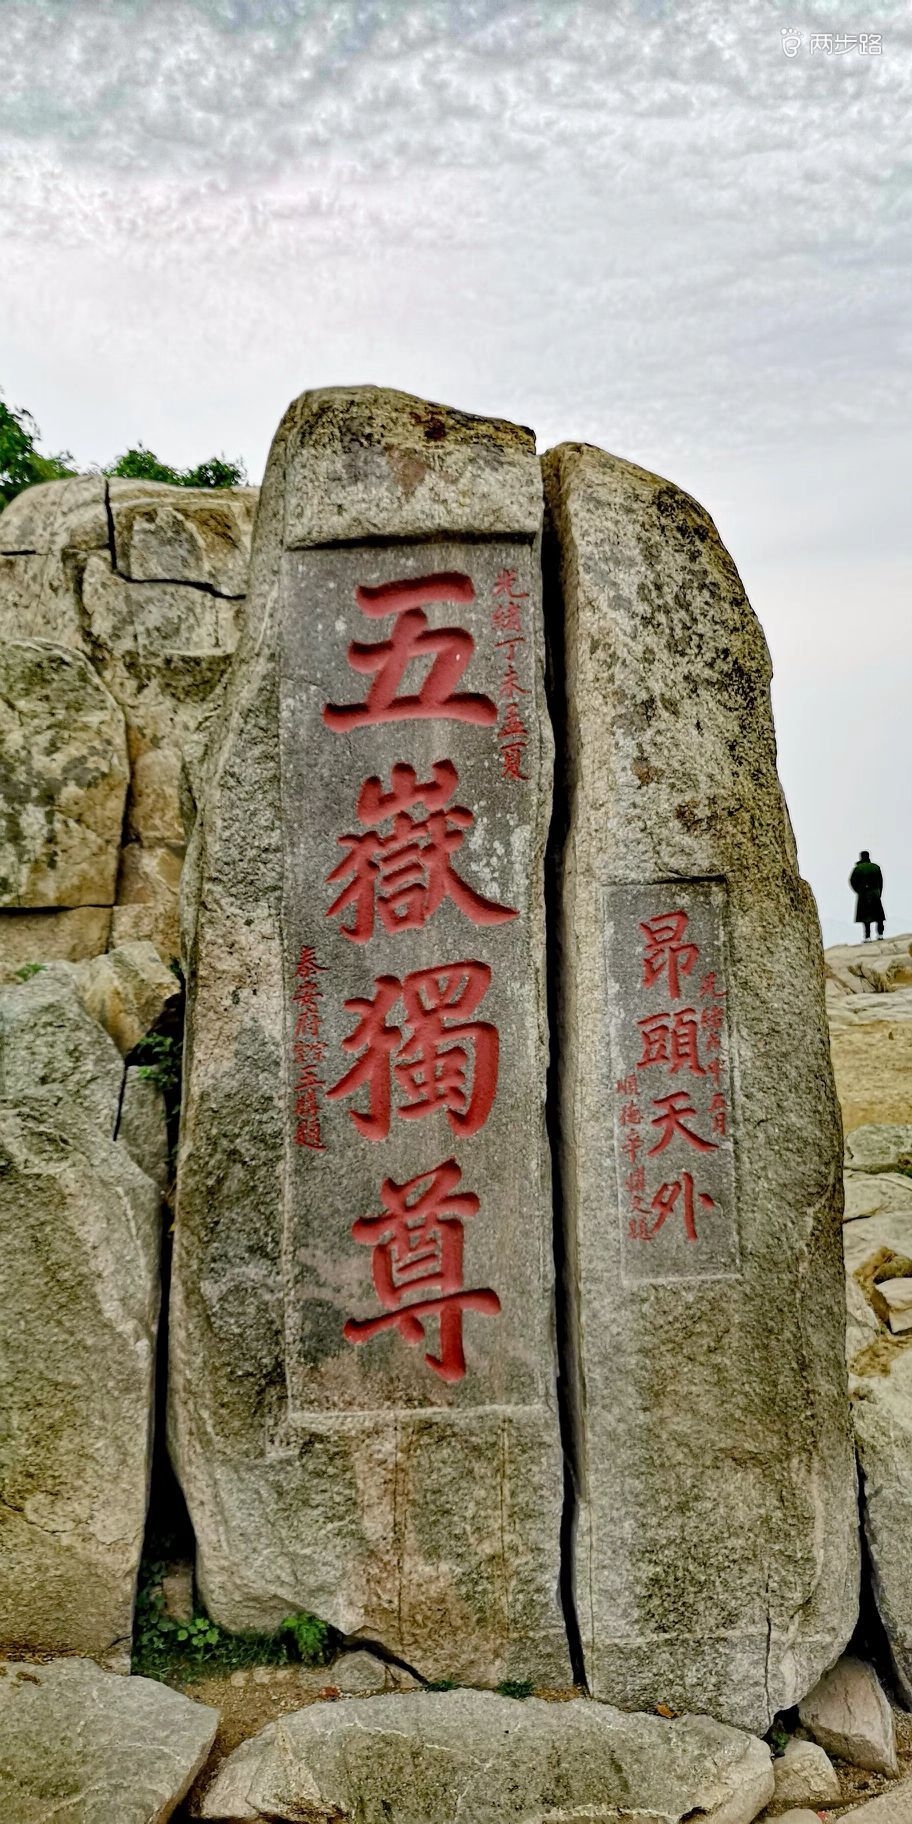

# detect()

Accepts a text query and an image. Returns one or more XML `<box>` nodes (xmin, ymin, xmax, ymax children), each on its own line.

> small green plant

<box><xmin>134</xmin><ymin>1032</ymin><xmax>181</xmax><ymax>1099</ymax></box>
<box><xmin>498</xmin><ymin>1678</ymin><xmax>534</xmax><ymax>1700</ymax></box>
<box><xmin>132</xmin><ymin>1560</ymin><xmax>334</xmax><ymax>1680</ymax></box>
<box><xmin>766</xmin><ymin>1719</ymin><xmax>790</xmax><ymax>1757</ymax></box>
<box><xmin>280</xmin><ymin>1611</ymin><xmax>332</xmax><ymax>1667</ymax></box>
<box><xmin>13</xmin><ymin>962</ymin><xmax>45</xmax><ymax>981</ymax></box>
<box><xmin>427</xmin><ymin>1678</ymin><xmax>457</xmax><ymax>1691</ymax></box>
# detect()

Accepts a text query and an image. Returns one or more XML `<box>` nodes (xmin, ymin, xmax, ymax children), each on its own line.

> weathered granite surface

<box><xmin>543</xmin><ymin>442</ymin><xmax>858</xmax><ymax>1730</ymax></box>
<box><xmin>0</xmin><ymin>1656</ymin><xmax>218</xmax><ymax>1823</ymax></box>
<box><xmin>170</xmin><ymin>387</ymin><xmax>567</xmax><ymax>1685</ymax></box>
<box><xmin>195</xmin><ymin>1689</ymin><xmax>774</xmax><ymax>1824</ymax></box>
<box><xmin>0</xmin><ymin>1096</ymin><xmax>160</xmax><ymax>1660</ymax></box>
<box><xmin>0</xmin><ymin>640</ymin><xmax>128</xmax><ymax>908</ymax></box>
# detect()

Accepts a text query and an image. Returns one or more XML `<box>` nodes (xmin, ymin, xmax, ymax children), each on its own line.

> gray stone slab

<box><xmin>170</xmin><ymin>387</ymin><xmax>568</xmax><ymax>1688</ymax></box>
<box><xmin>543</xmin><ymin>443</ymin><xmax>858</xmax><ymax>1731</ymax></box>
<box><xmin>195</xmin><ymin>1688</ymin><xmax>774</xmax><ymax>1824</ymax></box>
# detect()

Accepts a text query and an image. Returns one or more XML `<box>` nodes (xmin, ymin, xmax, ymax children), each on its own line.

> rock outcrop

<box><xmin>0</xmin><ymin>475</ymin><xmax>257</xmax><ymax>967</ymax></box>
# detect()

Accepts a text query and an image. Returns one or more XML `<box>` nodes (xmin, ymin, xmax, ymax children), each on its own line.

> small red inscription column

<box><xmin>606</xmin><ymin>884</ymin><xmax>740</xmax><ymax>1283</ymax></box>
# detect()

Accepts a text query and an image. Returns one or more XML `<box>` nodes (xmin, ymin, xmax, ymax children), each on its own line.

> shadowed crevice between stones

<box><xmin>541</xmin><ymin>492</ymin><xmax>586</xmax><ymax>1690</ymax></box>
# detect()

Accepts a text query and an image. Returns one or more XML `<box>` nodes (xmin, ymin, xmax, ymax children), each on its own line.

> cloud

<box><xmin>1</xmin><ymin>0</ymin><xmax>910</xmax><ymax>921</ymax></box>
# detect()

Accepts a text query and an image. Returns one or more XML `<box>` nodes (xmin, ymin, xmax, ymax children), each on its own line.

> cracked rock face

<box><xmin>543</xmin><ymin>443</ymin><xmax>859</xmax><ymax>1730</ymax></box>
<box><xmin>170</xmin><ymin>386</ymin><xmax>568</xmax><ymax>1688</ymax></box>
<box><xmin>0</xmin><ymin>1656</ymin><xmax>218</xmax><ymax>1824</ymax></box>
<box><xmin>0</xmin><ymin>475</ymin><xmax>257</xmax><ymax>965</ymax></box>
<box><xmin>194</xmin><ymin>1688</ymin><xmax>774</xmax><ymax>1824</ymax></box>
<box><xmin>799</xmin><ymin>1655</ymin><xmax>899</xmax><ymax>1778</ymax></box>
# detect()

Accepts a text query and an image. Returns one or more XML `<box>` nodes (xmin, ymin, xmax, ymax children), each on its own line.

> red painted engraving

<box><xmin>323</xmin><ymin>573</ymin><xmax>497</xmax><ymax>731</ymax></box>
<box><xmin>292</xmin><ymin>945</ymin><xmax>328</xmax><ymax>1150</ymax></box>
<box><xmin>640</xmin><ymin>910</ymin><xmax>700</xmax><ymax>1000</ymax></box>
<box><xmin>628</xmin><ymin>1170</ymin><xmax>716</xmax><ymax>1244</ymax></box>
<box><xmin>491</xmin><ymin>568</ymin><xmax>530</xmax><ymax>780</ymax></box>
<box><xmin>327</xmin><ymin>961</ymin><xmax>498</xmax><ymax>1140</ymax></box>
<box><xmin>342</xmin><ymin>1158</ymin><xmax>501</xmax><ymax>1381</ymax></box>
<box><xmin>647</xmin><ymin>1089</ymin><xmax>718</xmax><ymax>1156</ymax></box>
<box><xmin>636</xmin><ymin>1007</ymin><xmax>705</xmax><ymax>1077</ymax></box>
<box><xmin>326</xmin><ymin>760</ymin><xmax>517</xmax><ymax>943</ymax></box>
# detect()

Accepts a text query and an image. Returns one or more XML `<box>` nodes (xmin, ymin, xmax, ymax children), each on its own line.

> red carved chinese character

<box><xmin>709</xmin><ymin>1092</ymin><xmax>728</xmax><ymax>1137</ymax></box>
<box><xmin>640</xmin><ymin>911</ymin><xmax>699</xmax><ymax>1001</ymax></box>
<box><xmin>618</xmin><ymin>1100</ymin><xmax>641</xmax><ymax>1126</ymax></box>
<box><xmin>699</xmin><ymin>972</ymin><xmax>725</xmax><ymax>1001</ymax></box>
<box><xmin>326</xmin><ymin>975</ymin><xmax>402</xmax><ymax>1141</ymax></box>
<box><xmin>623</xmin><ymin>1129</ymin><xmax>642</xmax><ymax>1163</ymax></box>
<box><xmin>492</xmin><ymin>569</ymin><xmax>529</xmax><ymax>634</ymax></box>
<box><xmin>326</xmin><ymin>760</ymin><xmax>516</xmax><ymax>943</ymax></box>
<box><xmin>616</xmin><ymin>1073</ymin><xmax>638</xmax><ymax>1096</ymax></box>
<box><xmin>327</xmin><ymin>962</ymin><xmax>498</xmax><ymax>1140</ymax></box>
<box><xmin>646</xmin><ymin>1170</ymin><xmax>716</xmax><ymax>1242</ymax></box>
<box><xmin>396</xmin><ymin>962</ymin><xmax>498</xmax><ymax>1136</ymax></box>
<box><xmin>647</xmin><ymin>1090</ymin><xmax>717</xmax><ymax>1155</ymax></box>
<box><xmin>323</xmin><ymin>574</ymin><xmax>496</xmax><ymax>731</ymax></box>
<box><xmin>342</xmin><ymin>1159</ymin><xmax>501</xmax><ymax>1382</ymax></box>
<box><xmin>636</xmin><ymin>1008</ymin><xmax>705</xmax><ymax>1077</ymax></box>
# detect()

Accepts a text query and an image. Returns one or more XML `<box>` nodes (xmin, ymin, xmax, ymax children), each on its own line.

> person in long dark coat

<box><xmin>850</xmin><ymin>850</ymin><xmax>885</xmax><ymax>940</ymax></box>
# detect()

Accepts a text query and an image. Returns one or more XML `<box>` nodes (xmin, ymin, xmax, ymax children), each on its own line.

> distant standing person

<box><xmin>850</xmin><ymin>850</ymin><xmax>886</xmax><ymax>940</ymax></box>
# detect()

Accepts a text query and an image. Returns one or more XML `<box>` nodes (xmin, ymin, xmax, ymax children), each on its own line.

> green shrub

<box><xmin>105</xmin><ymin>443</ymin><xmax>247</xmax><ymax>489</ymax></box>
<box><xmin>498</xmin><ymin>1678</ymin><xmax>534</xmax><ymax>1699</ymax></box>
<box><xmin>1</xmin><ymin>393</ymin><xmax>75</xmax><ymax>510</ymax></box>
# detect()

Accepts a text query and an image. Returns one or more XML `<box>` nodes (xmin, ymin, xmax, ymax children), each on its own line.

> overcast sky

<box><xmin>2</xmin><ymin>0</ymin><xmax>909</xmax><ymax>943</ymax></box>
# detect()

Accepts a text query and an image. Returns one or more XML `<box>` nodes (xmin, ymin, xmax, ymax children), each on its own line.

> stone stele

<box><xmin>170</xmin><ymin>387</ymin><xmax>568</xmax><ymax>1685</ymax></box>
<box><xmin>543</xmin><ymin>443</ymin><xmax>859</xmax><ymax>1731</ymax></box>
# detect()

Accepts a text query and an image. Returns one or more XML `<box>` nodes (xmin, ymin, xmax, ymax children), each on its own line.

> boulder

<box><xmin>118</xmin><ymin>1066</ymin><xmax>170</xmax><ymax>1192</ymax></box>
<box><xmin>194</xmin><ymin>1689</ymin><xmax>774</xmax><ymax>1824</ymax></box>
<box><xmin>824</xmin><ymin>1777</ymin><xmax>912</xmax><ymax>1822</ymax></box>
<box><xmin>0</xmin><ymin>965</ymin><xmax>123</xmax><ymax>1132</ymax></box>
<box><xmin>170</xmin><ymin>388</ymin><xmax>568</xmax><ymax>1686</ymax></box>
<box><xmin>0</xmin><ymin>1099</ymin><xmax>160</xmax><ymax>1660</ymax></box>
<box><xmin>845</xmin><ymin>1126</ymin><xmax>912</xmax><ymax>1175</ymax></box>
<box><xmin>853</xmin><ymin>1351</ymin><xmax>912</xmax><ymax>1703</ymax></box>
<box><xmin>0</xmin><ymin>477</ymin><xmax>110</xmax><ymax>649</ymax></box>
<box><xmin>0</xmin><ymin>1655</ymin><xmax>218</xmax><ymax>1823</ymax></box>
<box><xmin>0</xmin><ymin>907</ymin><xmax>112</xmax><ymax>978</ymax></box>
<box><xmin>73</xmin><ymin>939</ymin><xmax>180</xmax><ymax>1054</ymax></box>
<box><xmin>541</xmin><ymin>442</ymin><xmax>858</xmax><ymax>1729</ymax></box>
<box><xmin>798</xmin><ymin>1655</ymin><xmax>898</xmax><ymax>1777</ymax></box>
<box><xmin>875</xmin><ymin>1278</ymin><xmax>912</xmax><ymax>1334</ymax></box>
<box><xmin>770</xmin><ymin>1737</ymin><xmax>840</xmax><ymax>1807</ymax></box>
<box><xmin>0</xmin><ymin>640</ymin><xmax>128</xmax><ymax>908</ymax></box>
<box><xmin>844</xmin><ymin>1171</ymin><xmax>912</xmax><ymax>1223</ymax></box>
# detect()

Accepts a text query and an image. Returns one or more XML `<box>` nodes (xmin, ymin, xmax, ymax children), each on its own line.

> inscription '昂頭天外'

<box><xmin>606</xmin><ymin>885</ymin><xmax>740</xmax><ymax>1284</ymax></box>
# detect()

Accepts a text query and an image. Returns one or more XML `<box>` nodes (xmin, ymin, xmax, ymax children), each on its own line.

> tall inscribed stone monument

<box><xmin>170</xmin><ymin>388</ymin><xmax>569</xmax><ymax>1686</ymax></box>
<box><xmin>171</xmin><ymin>388</ymin><xmax>856</xmax><ymax>1718</ymax></box>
